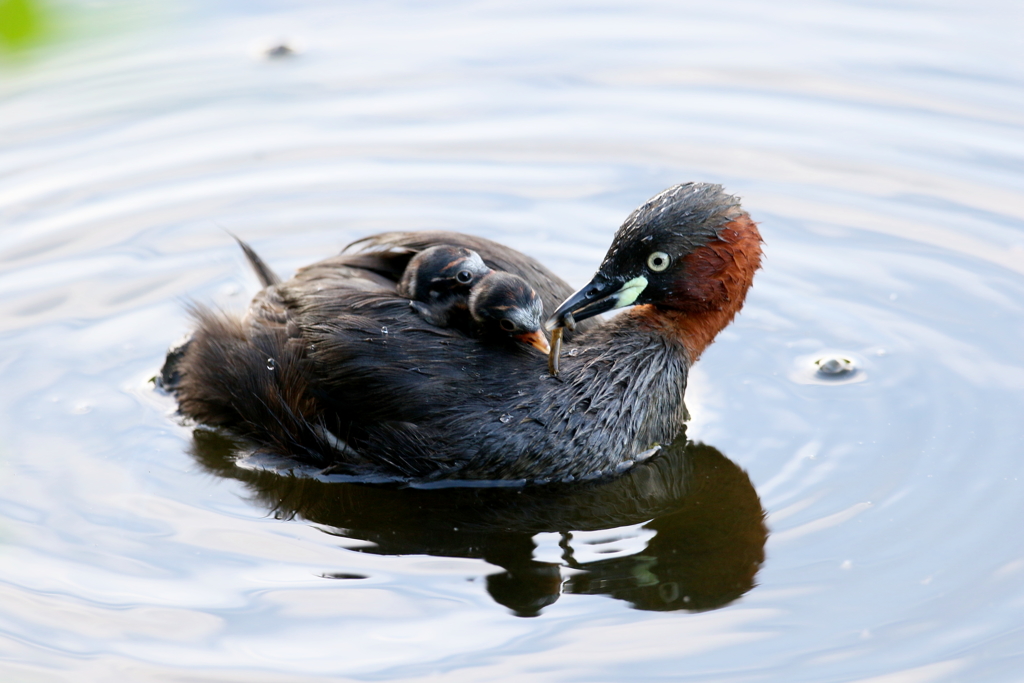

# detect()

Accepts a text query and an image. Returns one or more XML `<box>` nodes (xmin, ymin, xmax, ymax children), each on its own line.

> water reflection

<box><xmin>190</xmin><ymin>428</ymin><xmax>767</xmax><ymax>617</ymax></box>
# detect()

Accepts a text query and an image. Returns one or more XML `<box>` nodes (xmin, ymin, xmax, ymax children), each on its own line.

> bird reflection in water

<box><xmin>190</xmin><ymin>429</ymin><xmax>767</xmax><ymax>617</ymax></box>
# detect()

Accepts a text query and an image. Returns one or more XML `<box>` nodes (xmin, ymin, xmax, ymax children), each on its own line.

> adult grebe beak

<box><xmin>545</xmin><ymin>274</ymin><xmax>649</xmax><ymax>330</ymax></box>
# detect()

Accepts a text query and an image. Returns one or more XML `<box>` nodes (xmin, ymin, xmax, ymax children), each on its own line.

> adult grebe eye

<box><xmin>499</xmin><ymin>319</ymin><xmax>517</xmax><ymax>332</ymax></box>
<box><xmin>456</xmin><ymin>270</ymin><xmax>474</xmax><ymax>283</ymax></box>
<box><xmin>647</xmin><ymin>251</ymin><xmax>670</xmax><ymax>272</ymax></box>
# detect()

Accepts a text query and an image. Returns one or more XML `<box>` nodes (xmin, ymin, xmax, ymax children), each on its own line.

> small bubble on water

<box><xmin>815</xmin><ymin>356</ymin><xmax>854</xmax><ymax>376</ymax></box>
<box><xmin>499</xmin><ymin>413</ymin><xmax>513</xmax><ymax>423</ymax></box>
<box><xmin>266</xmin><ymin>357</ymin><xmax>276</xmax><ymax>371</ymax></box>
<box><xmin>567</xmin><ymin>348</ymin><xmax>580</xmax><ymax>357</ymax></box>
<box><xmin>381</xmin><ymin>326</ymin><xmax>388</xmax><ymax>335</ymax></box>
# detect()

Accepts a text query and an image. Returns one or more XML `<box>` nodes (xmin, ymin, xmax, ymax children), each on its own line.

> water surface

<box><xmin>2</xmin><ymin>0</ymin><xmax>1023</xmax><ymax>680</ymax></box>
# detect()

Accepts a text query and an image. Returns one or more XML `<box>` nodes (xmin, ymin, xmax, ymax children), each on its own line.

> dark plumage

<box><xmin>396</xmin><ymin>246</ymin><xmax>549</xmax><ymax>353</ymax></box>
<box><xmin>396</xmin><ymin>245</ymin><xmax>490</xmax><ymax>327</ymax></box>
<box><xmin>467</xmin><ymin>271</ymin><xmax>549</xmax><ymax>354</ymax></box>
<box><xmin>166</xmin><ymin>182</ymin><xmax>762</xmax><ymax>483</ymax></box>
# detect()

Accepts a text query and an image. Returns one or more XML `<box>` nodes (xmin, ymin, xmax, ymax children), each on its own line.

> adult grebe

<box><xmin>167</xmin><ymin>182</ymin><xmax>761</xmax><ymax>483</ymax></box>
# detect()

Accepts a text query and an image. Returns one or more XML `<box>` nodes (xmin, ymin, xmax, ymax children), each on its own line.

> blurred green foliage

<box><xmin>1</xmin><ymin>0</ymin><xmax>172</xmax><ymax>64</ymax></box>
<box><xmin>0</xmin><ymin>0</ymin><xmax>48</xmax><ymax>51</ymax></box>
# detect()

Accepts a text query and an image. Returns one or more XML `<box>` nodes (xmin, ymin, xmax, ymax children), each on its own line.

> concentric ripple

<box><xmin>1</xmin><ymin>1</ymin><xmax>1022</xmax><ymax>681</ymax></box>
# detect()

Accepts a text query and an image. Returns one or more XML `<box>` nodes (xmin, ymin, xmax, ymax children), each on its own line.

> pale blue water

<box><xmin>2</xmin><ymin>1</ymin><xmax>1023</xmax><ymax>680</ymax></box>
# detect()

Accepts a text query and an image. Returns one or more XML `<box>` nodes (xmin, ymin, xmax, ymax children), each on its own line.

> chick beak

<box><xmin>515</xmin><ymin>329</ymin><xmax>551</xmax><ymax>355</ymax></box>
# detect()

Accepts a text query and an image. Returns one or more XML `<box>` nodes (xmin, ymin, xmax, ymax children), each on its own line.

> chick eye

<box><xmin>456</xmin><ymin>270</ymin><xmax>474</xmax><ymax>284</ymax></box>
<box><xmin>647</xmin><ymin>251</ymin><xmax>671</xmax><ymax>272</ymax></box>
<box><xmin>499</xmin><ymin>319</ymin><xmax>517</xmax><ymax>332</ymax></box>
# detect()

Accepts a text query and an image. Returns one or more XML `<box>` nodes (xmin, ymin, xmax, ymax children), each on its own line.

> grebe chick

<box><xmin>397</xmin><ymin>245</ymin><xmax>490</xmax><ymax>327</ymax></box>
<box><xmin>397</xmin><ymin>245</ymin><xmax>548</xmax><ymax>352</ymax></box>
<box><xmin>468</xmin><ymin>271</ymin><xmax>549</xmax><ymax>354</ymax></box>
